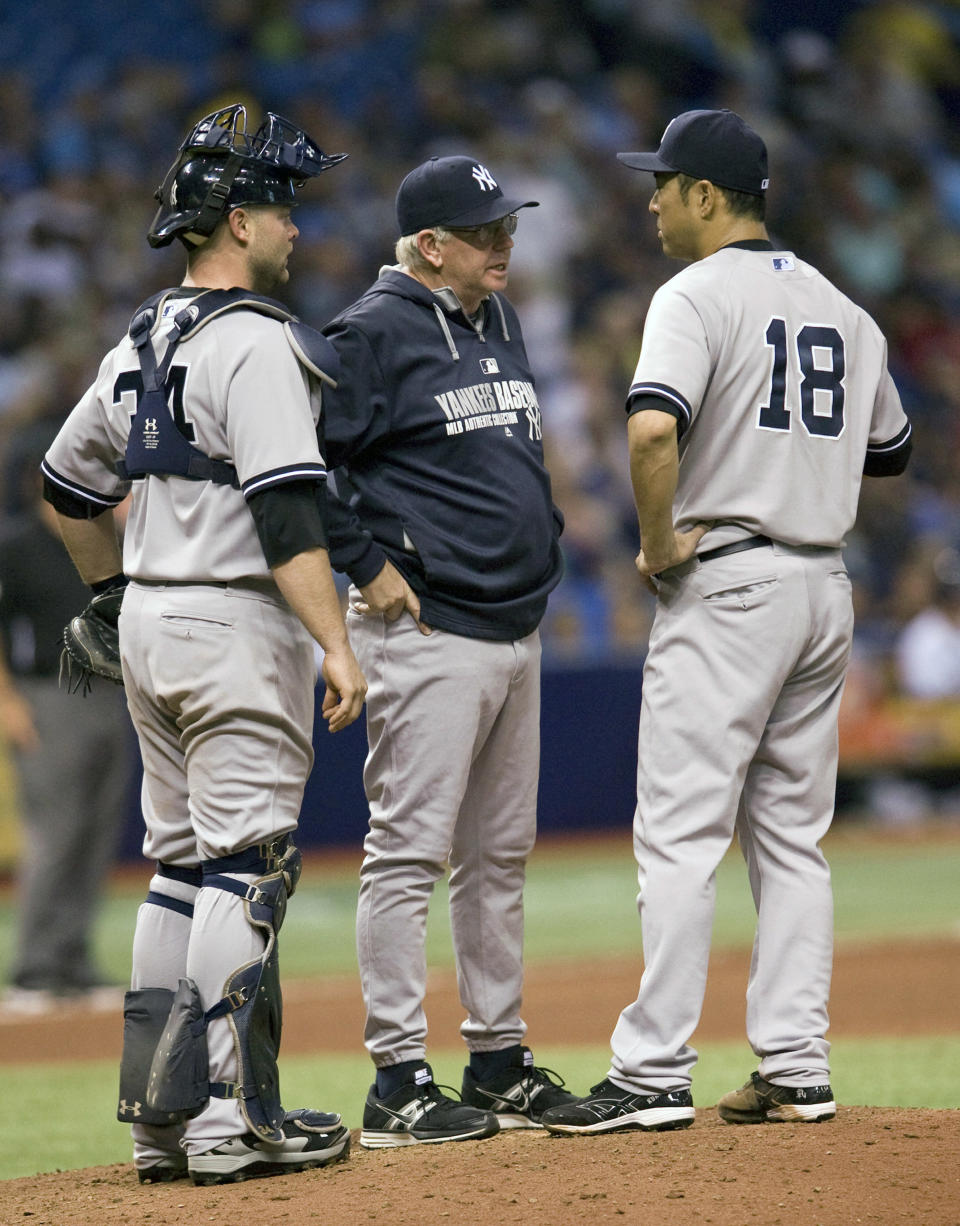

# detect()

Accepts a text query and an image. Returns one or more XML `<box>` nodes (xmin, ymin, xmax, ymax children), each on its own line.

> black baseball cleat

<box><xmin>717</xmin><ymin>1071</ymin><xmax>836</xmax><ymax>1124</ymax></box>
<box><xmin>360</xmin><ymin>1062</ymin><xmax>500</xmax><ymax>1148</ymax></box>
<box><xmin>540</xmin><ymin>1078</ymin><xmax>695</xmax><ymax>1134</ymax></box>
<box><xmin>137</xmin><ymin>1156</ymin><xmax>188</xmax><ymax>1184</ymax></box>
<box><xmin>461</xmin><ymin>1047</ymin><xmax>579</xmax><ymax>1128</ymax></box>
<box><xmin>188</xmin><ymin>1109</ymin><xmax>350</xmax><ymax>1185</ymax></box>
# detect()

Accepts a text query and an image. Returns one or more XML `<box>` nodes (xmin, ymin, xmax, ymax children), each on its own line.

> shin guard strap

<box><xmin>201</xmin><ymin>834</ymin><xmax>293</xmax><ymax>877</ymax></box>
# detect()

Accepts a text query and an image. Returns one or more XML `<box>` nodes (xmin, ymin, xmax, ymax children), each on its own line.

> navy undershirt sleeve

<box><xmin>863</xmin><ymin>436</ymin><xmax>912</xmax><ymax>477</ymax></box>
<box><xmin>625</xmin><ymin>392</ymin><xmax>683</xmax><ymax>422</ymax></box>
<box><xmin>247</xmin><ymin>479</ymin><xmax>328</xmax><ymax>568</ymax></box>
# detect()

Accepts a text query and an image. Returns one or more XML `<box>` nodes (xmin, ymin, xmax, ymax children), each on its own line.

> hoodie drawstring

<box><xmin>490</xmin><ymin>293</ymin><xmax>510</xmax><ymax>341</ymax></box>
<box><xmin>433</xmin><ymin>303</ymin><xmax>460</xmax><ymax>361</ymax></box>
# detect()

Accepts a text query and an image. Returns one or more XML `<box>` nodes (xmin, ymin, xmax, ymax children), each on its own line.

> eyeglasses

<box><xmin>446</xmin><ymin>213</ymin><xmax>519</xmax><ymax>244</ymax></box>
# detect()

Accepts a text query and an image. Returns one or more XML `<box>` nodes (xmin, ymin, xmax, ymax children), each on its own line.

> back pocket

<box><xmin>701</xmin><ymin>577</ymin><xmax>779</xmax><ymax>610</ymax></box>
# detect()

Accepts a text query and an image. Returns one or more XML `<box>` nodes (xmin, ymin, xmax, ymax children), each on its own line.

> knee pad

<box><xmin>145</xmin><ymin>835</ymin><xmax>301</xmax><ymax>1142</ymax></box>
<box><xmin>119</xmin><ymin>987</ymin><xmax>185</xmax><ymax>1126</ymax></box>
<box><xmin>119</xmin><ymin>864</ymin><xmax>202</xmax><ymax>1125</ymax></box>
<box><xmin>144</xmin><ymin>977</ymin><xmax>211</xmax><ymax>1120</ymax></box>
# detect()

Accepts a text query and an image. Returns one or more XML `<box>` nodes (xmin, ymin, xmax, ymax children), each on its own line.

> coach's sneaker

<box><xmin>360</xmin><ymin>1061</ymin><xmax>500</xmax><ymax>1148</ymax></box>
<box><xmin>461</xmin><ymin>1046</ymin><xmax>579</xmax><ymax>1128</ymax></box>
<box><xmin>136</xmin><ymin>1155</ymin><xmax>189</xmax><ymax>1184</ymax></box>
<box><xmin>188</xmin><ymin>1109</ymin><xmax>350</xmax><ymax>1185</ymax></box>
<box><xmin>717</xmin><ymin>1072</ymin><xmax>835</xmax><ymax>1124</ymax></box>
<box><xmin>541</xmin><ymin>1078</ymin><xmax>695</xmax><ymax>1134</ymax></box>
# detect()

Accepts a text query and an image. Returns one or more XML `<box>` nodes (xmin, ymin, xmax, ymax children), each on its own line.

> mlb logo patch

<box><xmin>480</xmin><ymin>358</ymin><xmax>500</xmax><ymax>374</ymax></box>
<box><xmin>772</xmin><ymin>256</ymin><xmax>795</xmax><ymax>272</ymax></box>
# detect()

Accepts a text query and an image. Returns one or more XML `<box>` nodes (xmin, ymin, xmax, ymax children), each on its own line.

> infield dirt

<box><xmin>1</xmin><ymin>934</ymin><xmax>957</xmax><ymax>1225</ymax></box>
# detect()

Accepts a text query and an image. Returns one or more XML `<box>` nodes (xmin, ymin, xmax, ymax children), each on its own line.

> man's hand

<box><xmin>357</xmin><ymin>561</ymin><xmax>431</xmax><ymax>634</ymax></box>
<box><xmin>636</xmin><ymin>523</ymin><xmax>711</xmax><ymax>592</ymax></box>
<box><xmin>320</xmin><ymin>645</ymin><xmax>367</xmax><ymax>733</ymax></box>
<box><xmin>628</xmin><ymin>409</ymin><xmax>709</xmax><ymax>593</ymax></box>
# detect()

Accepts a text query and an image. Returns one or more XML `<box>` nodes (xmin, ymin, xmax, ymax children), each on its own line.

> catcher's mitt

<box><xmin>60</xmin><ymin>587</ymin><xmax>125</xmax><ymax>694</ymax></box>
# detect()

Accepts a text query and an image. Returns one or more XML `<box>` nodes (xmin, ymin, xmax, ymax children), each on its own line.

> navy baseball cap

<box><xmin>618</xmin><ymin>109</ymin><xmax>769</xmax><ymax>197</ymax></box>
<box><xmin>396</xmin><ymin>155</ymin><xmax>539</xmax><ymax>235</ymax></box>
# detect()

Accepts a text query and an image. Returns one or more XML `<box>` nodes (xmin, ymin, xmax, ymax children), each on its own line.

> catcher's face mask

<box><xmin>148</xmin><ymin>104</ymin><xmax>347</xmax><ymax>249</ymax></box>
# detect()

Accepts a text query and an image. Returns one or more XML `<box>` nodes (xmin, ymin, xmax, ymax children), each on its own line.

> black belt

<box><xmin>133</xmin><ymin>576</ymin><xmax>278</xmax><ymax>594</ymax></box>
<box><xmin>698</xmin><ymin>534</ymin><xmax>772</xmax><ymax>563</ymax></box>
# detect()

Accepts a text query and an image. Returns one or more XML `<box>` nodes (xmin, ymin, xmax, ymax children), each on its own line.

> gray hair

<box><xmin>395</xmin><ymin>226</ymin><xmax>452</xmax><ymax>273</ymax></box>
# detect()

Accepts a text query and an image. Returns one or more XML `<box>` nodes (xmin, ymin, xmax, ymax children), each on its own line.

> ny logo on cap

<box><xmin>472</xmin><ymin>164</ymin><xmax>497</xmax><ymax>191</ymax></box>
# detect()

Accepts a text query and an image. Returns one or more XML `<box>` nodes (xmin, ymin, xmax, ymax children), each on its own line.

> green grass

<box><xmin>3</xmin><ymin>1037</ymin><xmax>958</xmax><ymax>1180</ymax></box>
<box><xmin>1</xmin><ymin>828</ymin><xmax>955</xmax><ymax>986</ymax></box>
<box><xmin>1</xmin><ymin>829</ymin><xmax>958</xmax><ymax>1179</ymax></box>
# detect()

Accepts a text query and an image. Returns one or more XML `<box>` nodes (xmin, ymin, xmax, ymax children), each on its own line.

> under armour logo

<box><xmin>144</xmin><ymin>418</ymin><xmax>158</xmax><ymax>433</ymax></box>
<box><xmin>118</xmin><ymin>1099</ymin><xmax>142</xmax><ymax>1118</ymax></box>
<box><xmin>472</xmin><ymin>164</ymin><xmax>497</xmax><ymax>191</ymax></box>
<box><xmin>526</xmin><ymin>404</ymin><xmax>542</xmax><ymax>441</ymax></box>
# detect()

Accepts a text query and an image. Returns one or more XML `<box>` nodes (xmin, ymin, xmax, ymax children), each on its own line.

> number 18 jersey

<box><xmin>627</xmin><ymin>244</ymin><xmax>911</xmax><ymax>549</ymax></box>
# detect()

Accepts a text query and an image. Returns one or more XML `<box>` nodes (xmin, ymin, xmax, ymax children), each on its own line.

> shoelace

<box><xmin>523</xmin><ymin>1065</ymin><xmax>566</xmax><ymax>1089</ymax></box>
<box><xmin>423</xmin><ymin>1081</ymin><xmax>470</xmax><ymax>1106</ymax></box>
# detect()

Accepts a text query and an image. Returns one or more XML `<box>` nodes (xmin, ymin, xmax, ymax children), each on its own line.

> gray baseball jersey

<box><xmin>45</xmin><ymin>291</ymin><xmax>335</xmax><ymax>1163</ymax></box>
<box><xmin>606</xmin><ymin>243</ymin><xmax>910</xmax><ymax>1099</ymax></box>
<box><xmin>44</xmin><ymin>296</ymin><xmax>326</xmax><ymax>581</ymax></box>
<box><xmin>628</xmin><ymin>246</ymin><xmax>909</xmax><ymax>549</ymax></box>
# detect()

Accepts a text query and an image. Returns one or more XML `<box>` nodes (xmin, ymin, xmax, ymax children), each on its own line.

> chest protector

<box><xmin>117</xmin><ymin>288</ymin><xmax>338</xmax><ymax>487</ymax></box>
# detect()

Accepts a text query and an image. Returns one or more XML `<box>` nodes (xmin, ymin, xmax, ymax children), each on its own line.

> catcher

<box><xmin>44</xmin><ymin>103</ymin><xmax>365</xmax><ymax>1186</ymax></box>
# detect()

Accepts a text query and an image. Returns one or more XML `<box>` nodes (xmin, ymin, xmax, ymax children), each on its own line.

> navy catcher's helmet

<box><xmin>148</xmin><ymin>104</ymin><xmax>347</xmax><ymax>249</ymax></box>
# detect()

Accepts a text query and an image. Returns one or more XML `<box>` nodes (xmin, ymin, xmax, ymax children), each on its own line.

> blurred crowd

<box><xmin>1</xmin><ymin>0</ymin><xmax>959</xmax><ymax>692</ymax></box>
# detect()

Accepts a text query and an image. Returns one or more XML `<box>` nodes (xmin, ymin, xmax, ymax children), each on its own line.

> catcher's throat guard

<box><xmin>142</xmin><ymin>837</ymin><xmax>302</xmax><ymax>1142</ymax></box>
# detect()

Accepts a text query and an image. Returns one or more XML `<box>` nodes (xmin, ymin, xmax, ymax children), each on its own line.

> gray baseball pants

<box><xmin>348</xmin><ymin>608</ymin><xmax>541</xmax><ymax>1066</ymax></box>
<box><xmin>609</xmin><ymin>543</ymin><xmax>853</xmax><ymax>1093</ymax></box>
<box><xmin>121</xmin><ymin>580</ymin><xmax>315</xmax><ymax>1156</ymax></box>
<box><xmin>10</xmin><ymin>677</ymin><xmax>128</xmax><ymax>990</ymax></box>
<box><xmin>121</xmin><ymin>580</ymin><xmax>315</xmax><ymax>865</ymax></box>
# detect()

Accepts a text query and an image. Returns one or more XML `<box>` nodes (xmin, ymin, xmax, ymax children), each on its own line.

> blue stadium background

<box><xmin>2</xmin><ymin>0</ymin><xmax>959</xmax><ymax>853</ymax></box>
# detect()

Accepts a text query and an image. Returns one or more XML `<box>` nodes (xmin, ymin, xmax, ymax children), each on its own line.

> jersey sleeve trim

<box><xmin>626</xmin><ymin>383</ymin><xmax>691</xmax><ymax>430</ymax></box>
<box><xmin>864</xmin><ymin>422</ymin><xmax>912</xmax><ymax>476</ymax></box>
<box><xmin>241</xmin><ymin>462</ymin><xmax>328</xmax><ymax>501</ymax></box>
<box><xmin>40</xmin><ymin>459</ymin><xmax>127</xmax><ymax>512</ymax></box>
<box><xmin>866</xmin><ymin>421</ymin><xmax>912</xmax><ymax>454</ymax></box>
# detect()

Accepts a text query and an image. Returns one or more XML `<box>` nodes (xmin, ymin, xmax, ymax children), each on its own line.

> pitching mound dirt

<box><xmin>2</xmin><ymin>1107</ymin><xmax>957</xmax><ymax>1225</ymax></box>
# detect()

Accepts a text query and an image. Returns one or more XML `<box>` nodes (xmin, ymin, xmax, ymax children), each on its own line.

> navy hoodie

<box><xmin>321</xmin><ymin>266</ymin><xmax>564</xmax><ymax>641</ymax></box>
